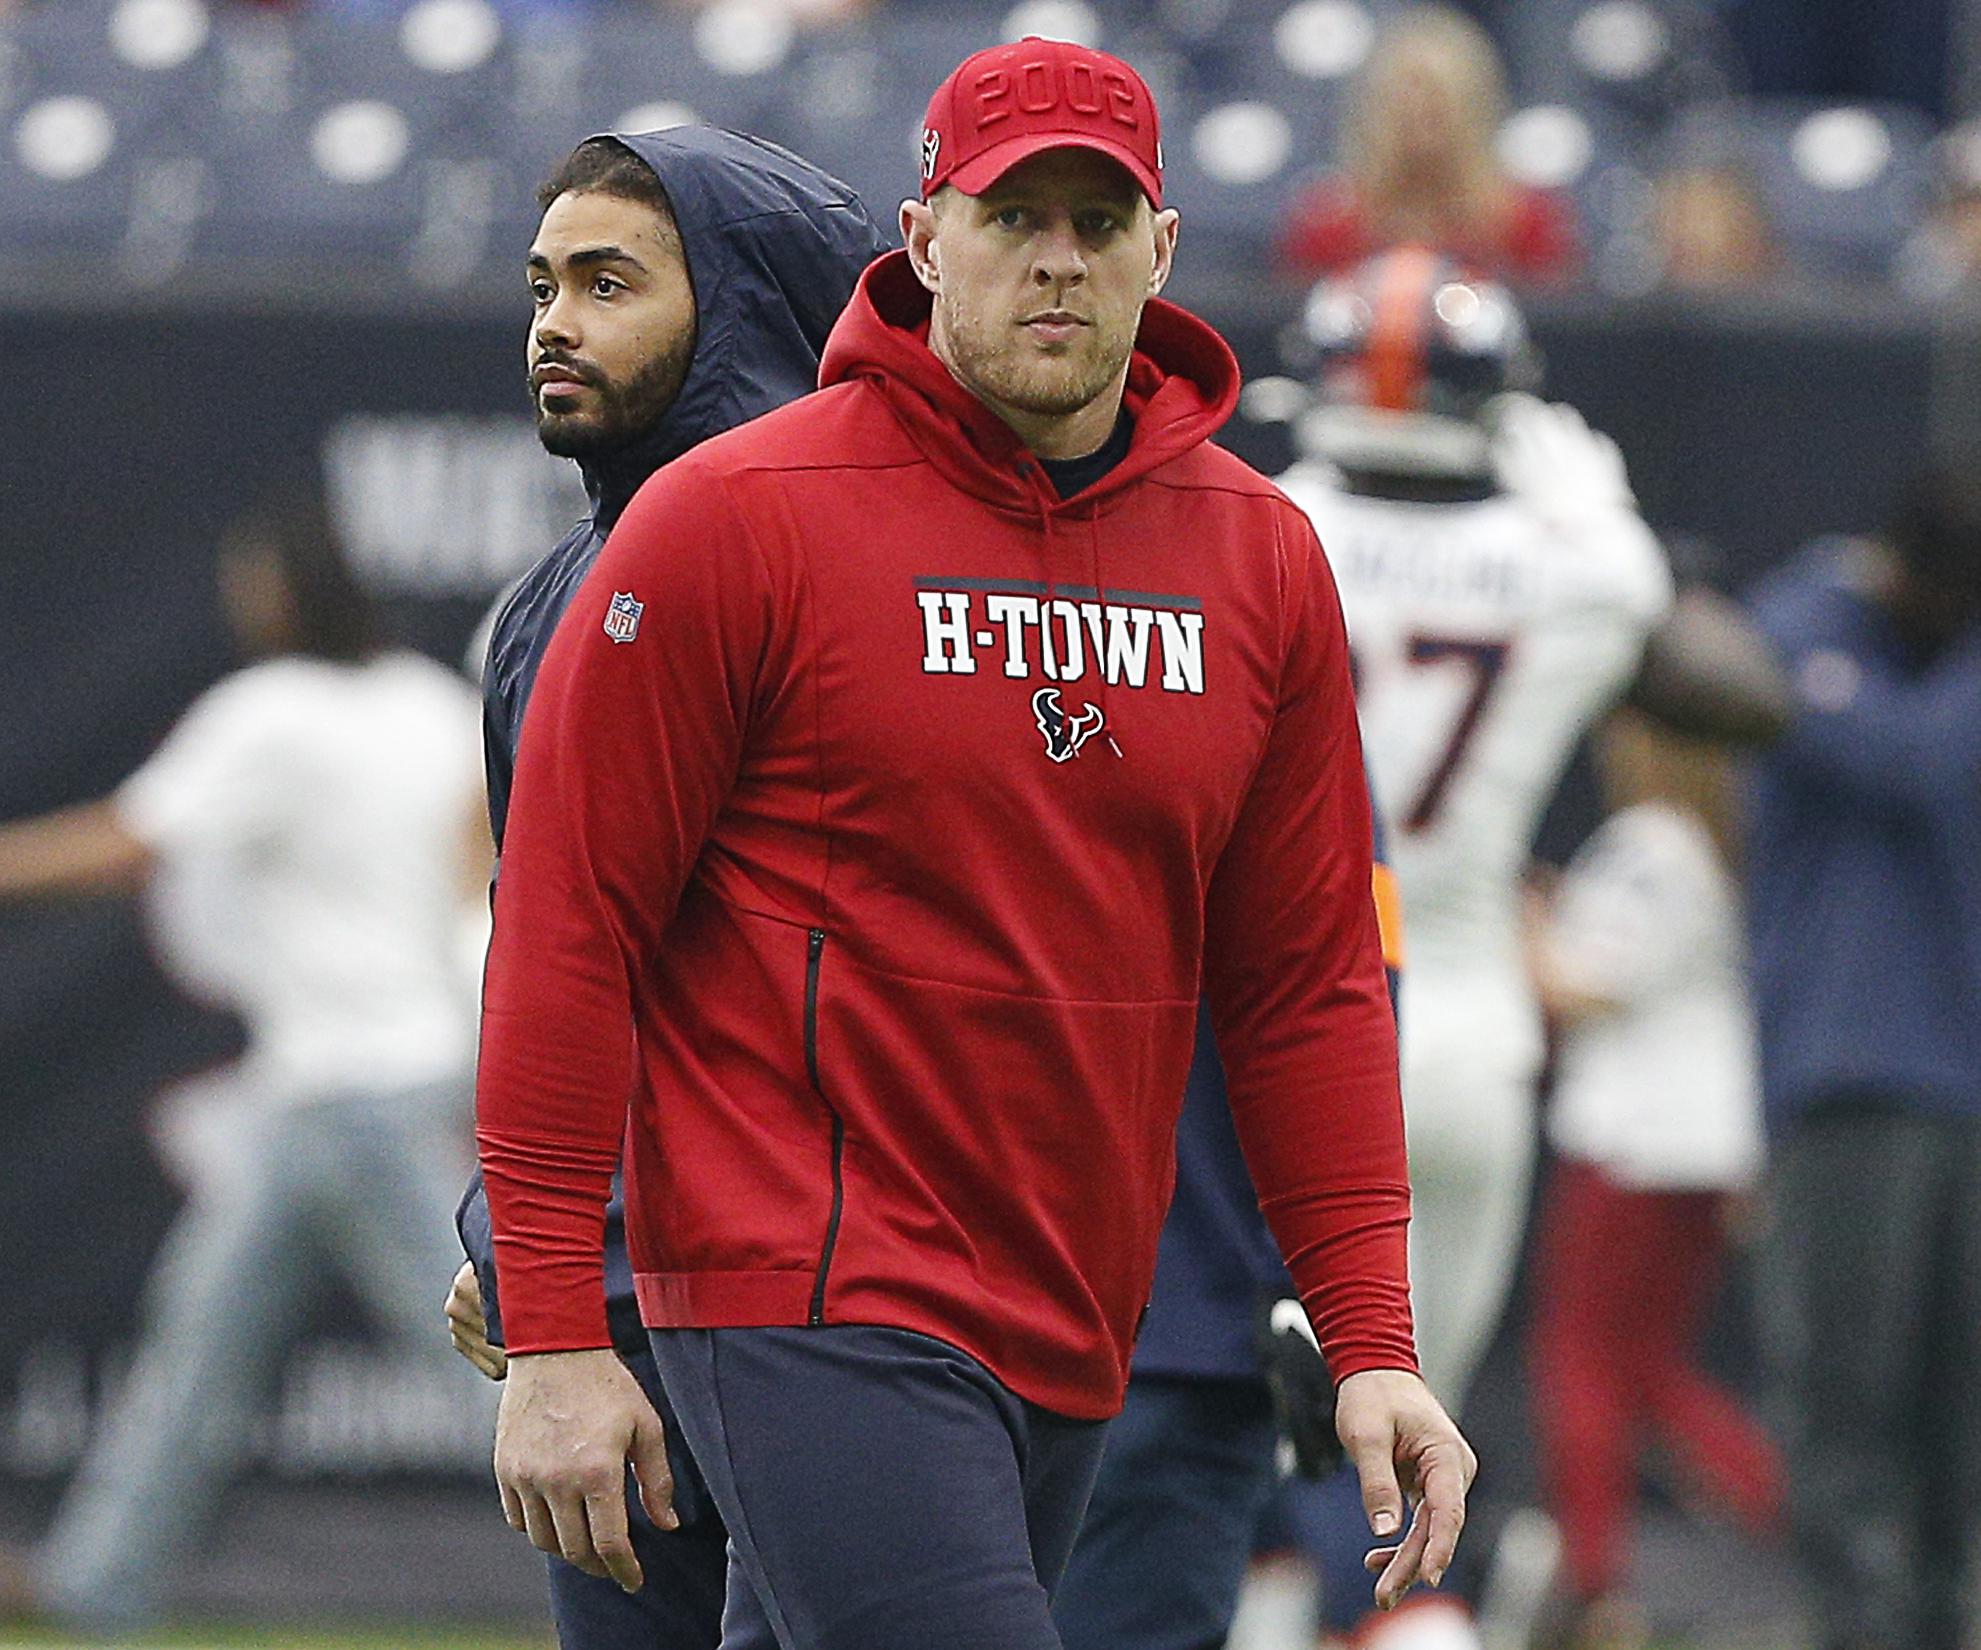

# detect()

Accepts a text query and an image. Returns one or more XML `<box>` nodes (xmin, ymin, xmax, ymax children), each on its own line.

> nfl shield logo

<box><xmin>603</xmin><ymin>590</ymin><xmax>644</xmax><ymax>644</ymax></box>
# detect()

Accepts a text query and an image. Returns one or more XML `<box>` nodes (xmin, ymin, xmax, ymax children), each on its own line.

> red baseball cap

<box><xmin>920</xmin><ymin>37</ymin><xmax>1164</xmax><ymax>208</ymax></box>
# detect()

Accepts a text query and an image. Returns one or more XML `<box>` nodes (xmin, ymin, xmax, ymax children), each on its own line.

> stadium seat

<box><xmin>1669</xmin><ymin>97</ymin><xmax>1937</xmax><ymax>278</ymax></box>
<box><xmin>1154</xmin><ymin>0</ymin><xmax>1400</xmax><ymax>265</ymax></box>
<box><xmin>0</xmin><ymin>1</ymin><xmax>219</xmax><ymax>276</ymax></box>
<box><xmin>766</xmin><ymin>20</ymin><xmax>980</xmax><ymax>223</ymax></box>
<box><xmin>301</xmin><ymin>9</ymin><xmax>512</xmax><ymax>138</ymax></box>
<box><xmin>1537</xmin><ymin>0</ymin><xmax>1746</xmax><ymax>137</ymax></box>
<box><xmin>1180</xmin><ymin>0</ymin><xmax>1405</xmax><ymax>100</ymax></box>
<box><xmin>546</xmin><ymin>7</ymin><xmax>801</xmax><ymax>150</ymax></box>
<box><xmin>194</xmin><ymin>114</ymin><xmax>425</xmax><ymax>284</ymax></box>
<box><xmin>465</xmin><ymin>4</ymin><xmax>810</xmax><ymax>247</ymax></box>
<box><xmin>0</xmin><ymin>101</ymin><xmax>139</xmax><ymax>263</ymax></box>
<box><xmin>186</xmin><ymin>15</ymin><xmax>498</xmax><ymax>288</ymax></box>
<box><xmin>1160</xmin><ymin>77</ymin><xmax>1336</xmax><ymax>269</ymax></box>
<box><xmin>3</xmin><ymin>0</ymin><xmax>217</xmax><ymax>145</ymax></box>
<box><xmin>1496</xmin><ymin>100</ymin><xmax>1645</xmax><ymax>273</ymax></box>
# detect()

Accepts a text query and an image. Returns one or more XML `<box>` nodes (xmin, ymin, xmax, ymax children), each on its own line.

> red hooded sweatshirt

<box><xmin>477</xmin><ymin>250</ymin><xmax>1414</xmax><ymax>1419</ymax></box>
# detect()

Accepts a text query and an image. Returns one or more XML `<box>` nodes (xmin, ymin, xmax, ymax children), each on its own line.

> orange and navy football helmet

<box><xmin>1294</xmin><ymin>247</ymin><xmax>1540</xmax><ymax>478</ymax></box>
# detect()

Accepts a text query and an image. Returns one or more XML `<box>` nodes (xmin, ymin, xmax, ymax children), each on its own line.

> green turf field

<box><xmin>0</xmin><ymin>1627</ymin><xmax>548</xmax><ymax>1649</ymax></box>
<box><xmin>0</xmin><ymin>1637</ymin><xmax>1750</xmax><ymax>1650</ymax></box>
<box><xmin>0</xmin><ymin>1625</ymin><xmax>1792</xmax><ymax>1650</ymax></box>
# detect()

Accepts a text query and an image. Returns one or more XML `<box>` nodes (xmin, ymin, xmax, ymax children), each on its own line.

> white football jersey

<box><xmin>1280</xmin><ymin>457</ymin><xmax>1671</xmax><ymax>1085</ymax></box>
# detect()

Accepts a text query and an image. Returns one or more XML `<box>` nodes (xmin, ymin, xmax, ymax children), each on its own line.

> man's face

<box><xmin>526</xmin><ymin>188</ymin><xmax>698</xmax><ymax>459</ymax></box>
<box><xmin>908</xmin><ymin>149</ymin><xmax>1178</xmax><ymax>448</ymax></box>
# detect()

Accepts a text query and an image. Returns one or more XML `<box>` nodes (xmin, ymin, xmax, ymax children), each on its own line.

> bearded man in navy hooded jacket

<box><xmin>444</xmin><ymin>127</ymin><xmax>890</xmax><ymax>1649</ymax></box>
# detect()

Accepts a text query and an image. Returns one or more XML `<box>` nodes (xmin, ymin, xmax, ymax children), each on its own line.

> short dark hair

<box><xmin>536</xmin><ymin>138</ymin><xmax>679</xmax><ymax>247</ymax></box>
<box><xmin>223</xmin><ymin>488</ymin><xmax>382</xmax><ymax>665</ymax></box>
<box><xmin>1887</xmin><ymin>462</ymin><xmax>1981</xmax><ymax>602</ymax></box>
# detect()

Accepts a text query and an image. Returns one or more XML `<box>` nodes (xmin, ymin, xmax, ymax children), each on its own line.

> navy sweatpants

<box><xmin>1052</xmin><ymin>1373</ymin><xmax>1280</xmax><ymax>1650</ymax></box>
<box><xmin>545</xmin><ymin>1345</ymin><xmax>728</xmax><ymax>1650</ymax></box>
<box><xmin>649</xmin><ymin>1325</ymin><xmax>1109</xmax><ymax>1650</ymax></box>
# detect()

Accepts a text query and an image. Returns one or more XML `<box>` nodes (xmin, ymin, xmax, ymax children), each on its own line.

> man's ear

<box><xmin>1149</xmin><ymin>207</ymin><xmax>1180</xmax><ymax>297</ymax></box>
<box><xmin>902</xmin><ymin>198</ymin><xmax>940</xmax><ymax>293</ymax></box>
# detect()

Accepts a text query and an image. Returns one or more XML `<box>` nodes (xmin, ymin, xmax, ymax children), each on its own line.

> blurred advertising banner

<box><xmin>0</xmin><ymin>293</ymin><xmax>1939</xmax><ymax>1494</ymax></box>
<box><xmin>0</xmin><ymin>307</ymin><xmax>576</xmax><ymax>1489</ymax></box>
<box><xmin>325</xmin><ymin>412</ymin><xmax>584</xmax><ymax>601</ymax></box>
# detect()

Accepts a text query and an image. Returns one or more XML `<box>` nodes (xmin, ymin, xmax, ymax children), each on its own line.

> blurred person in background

<box><xmin>1524</xmin><ymin>704</ymin><xmax>1783</xmax><ymax>1650</ymax></box>
<box><xmin>1894</xmin><ymin>136</ymin><xmax>1981</xmax><ymax>299</ymax></box>
<box><xmin>1273</xmin><ymin>253</ymin><xmax>1668</xmax><ymax>1649</ymax></box>
<box><xmin>1271</xmin><ymin>253</ymin><xmax>1786</xmax><ymax>1648</ymax></box>
<box><xmin>446</xmin><ymin>124</ymin><xmax>890</xmax><ymax>1650</ymax></box>
<box><xmin>1650</xmin><ymin>159</ymin><xmax>1783</xmax><ymax>290</ymax></box>
<box><xmin>1896</xmin><ymin>180</ymin><xmax>1981</xmax><ymax>298</ymax></box>
<box><xmin>1744</xmin><ymin>465</ymin><xmax>1981</xmax><ymax>1650</ymax></box>
<box><xmin>0</xmin><ymin>489</ymin><xmax>489</xmax><ymax>1637</ymax></box>
<box><xmin>1276</xmin><ymin>5</ymin><xmax>1581</xmax><ymax>286</ymax></box>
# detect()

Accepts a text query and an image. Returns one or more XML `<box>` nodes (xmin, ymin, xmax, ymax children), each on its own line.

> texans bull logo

<box><xmin>1032</xmin><ymin>686</ymin><xmax>1105</xmax><ymax>762</ymax></box>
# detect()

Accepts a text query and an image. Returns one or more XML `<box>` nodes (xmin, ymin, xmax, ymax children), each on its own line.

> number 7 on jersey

<box><xmin>1393</xmin><ymin>633</ymin><xmax>1513</xmax><ymax>832</ymax></box>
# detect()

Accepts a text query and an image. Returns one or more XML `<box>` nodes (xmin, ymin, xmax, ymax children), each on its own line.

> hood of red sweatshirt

<box><xmin>818</xmin><ymin>249</ymin><xmax>1242</xmax><ymax>516</ymax></box>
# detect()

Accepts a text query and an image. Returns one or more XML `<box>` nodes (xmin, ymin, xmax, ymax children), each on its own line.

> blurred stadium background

<box><xmin>2</xmin><ymin>0</ymin><xmax>1977</xmax><ymax>1644</ymax></box>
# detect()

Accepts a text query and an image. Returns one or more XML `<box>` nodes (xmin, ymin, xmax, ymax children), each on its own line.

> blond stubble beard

<box><xmin>935</xmin><ymin>289</ymin><xmax>1139</xmax><ymax>418</ymax></box>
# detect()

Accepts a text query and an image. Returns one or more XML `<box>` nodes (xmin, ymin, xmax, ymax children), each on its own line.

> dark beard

<box><xmin>532</xmin><ymin>331</ymin><xmax>696</xmax><ymax>459</ymax></box>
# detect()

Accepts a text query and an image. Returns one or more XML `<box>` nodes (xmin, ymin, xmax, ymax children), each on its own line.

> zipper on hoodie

<box><xmin>804</xmin><ymin>927</ymin><xmax>846</xmax><ymax>1326</ymax></box>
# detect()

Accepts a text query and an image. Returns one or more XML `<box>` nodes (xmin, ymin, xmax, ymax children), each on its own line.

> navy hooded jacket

<box><xmin>459</xmin><ymin>127</ymin><xmax>891</xmax><ymax>1353</ymax></box>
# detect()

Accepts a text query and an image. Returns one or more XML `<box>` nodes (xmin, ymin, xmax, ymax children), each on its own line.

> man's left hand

<box><xmin>446</xmin><ymin>1261</ymin><xmax>508</xmax><ymax>1381</ymax></box>
<box><xmin>1335</xmin><ymin>1367</ymin><xmax>1476</xmax><ymax>1611</ymax></box>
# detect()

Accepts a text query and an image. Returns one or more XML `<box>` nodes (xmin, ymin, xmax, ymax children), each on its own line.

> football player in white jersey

<box><xmin>1280</xmin><ymin>252</ymin><xmax>1673</xmax><ymax>1431</ymax></box>
<box><xmin>1262</xmin><ymin>251</ymin><xmax>1669</xmax><ymax>1650</ymax></box>
<box><xmin>1234</xmin><ymin>257</ymin><xmax>1785</xmax><ymax>1650</ymax></box>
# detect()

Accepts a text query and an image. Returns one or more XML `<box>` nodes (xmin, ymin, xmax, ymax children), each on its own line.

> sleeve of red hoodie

<box><xmin>1201</xmin><ymin>501</ymin><xmax>1417</xmax><ymax>1383</ymax></box>
<box><xmin>475</xmin><ymin>458</ymin><xmax>776</xmax><ymax>1353</ymax></box>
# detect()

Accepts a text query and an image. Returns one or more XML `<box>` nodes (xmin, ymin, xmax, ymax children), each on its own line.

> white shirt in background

<box><xmin>1279</xmin><ymin>399</ymin><xmax>1676</xmax><ymax>1406</ymax></box>
<box><xmin>1281</xmin><ymin>436</ymin><xmax>1672</xmax><ymax>1093</ymax></box>
<box><xmin>117</xmin><ymin>650</ymin><xmax>484</xmax><ymax>1108</ymax></box>
<box><xmin>1543</xmin><ymin>802</ymin><xmax>1765</xmax><ymax>1190</ymax></box>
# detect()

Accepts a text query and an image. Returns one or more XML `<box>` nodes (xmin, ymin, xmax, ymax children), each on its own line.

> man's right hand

<box><xmin>494</xmin><ymin>1347</ymin><xmax>678</xmax><ymax>1593</ymax></box>
<box><xmin>445</xmin><ymin>1262</ymin><xmax>508</xmax><ymax>1381</ymax></box>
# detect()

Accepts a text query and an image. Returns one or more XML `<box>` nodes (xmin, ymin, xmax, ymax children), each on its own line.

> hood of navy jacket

<box><xmin>817</xmin><ymin>249</ymin><xmax>1242</xmax><ymax>517</ymax></box>
<box><xmin>578</xmin><ymin>126</ymin><xmax>896</xmax><ymax>531</ymax></box>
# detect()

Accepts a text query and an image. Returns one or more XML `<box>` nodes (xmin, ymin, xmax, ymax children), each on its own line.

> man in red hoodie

<box><xmin>476</xmin><ymin>38</ymin><xmax>1473</xmax><ymax>1649</ymax></box>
